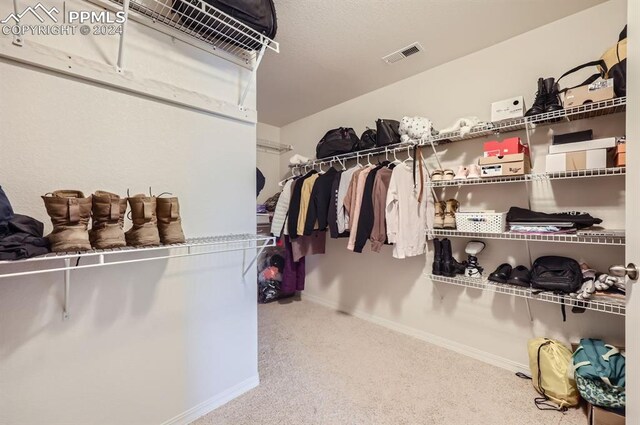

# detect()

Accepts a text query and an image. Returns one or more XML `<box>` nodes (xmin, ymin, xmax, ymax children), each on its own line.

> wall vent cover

<box><xmin>382</xmin><ymin>42</ymin><xmax>424</xmax><ymax>64</ymax></box>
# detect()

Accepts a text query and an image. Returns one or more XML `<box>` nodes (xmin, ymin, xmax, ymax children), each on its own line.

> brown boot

<box><xmin>156</xmin><ymin>196</ymin><xmax>186</xmax><ymax>244</ymax></box>
<box><xmin>89</xmin><ymin>191</ymin><xmax>127</xmax><ymax>249</ymax></box>
<box><xmin>443</xmin><ymin>199</ymin><xmax>460</xmax><ymax>229</ymax></box>
<box><xmin>125</xmin><ymin>194</ymin><xmax>160</xmax><ymax>247</ymax></box>
<box><xmin>434</xmin><ymin>201</ymin><xmax>446</xmax><ymax>229</ymax></box>
<box><xmin>42</xmin><ymin>190</ymin><xmax>92</xmax><ymax>252</ymax></box>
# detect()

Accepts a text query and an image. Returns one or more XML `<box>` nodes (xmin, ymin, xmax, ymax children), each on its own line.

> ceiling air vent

<box><xmin>382</xmin><ymin>42</ymin><xmax>424</xmax><ymax>64</ymax></box>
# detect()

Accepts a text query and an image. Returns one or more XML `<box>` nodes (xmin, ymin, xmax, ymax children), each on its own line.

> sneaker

<box><xmin>453</xmin><ymin>166</ymin><xmax>469</xmax><ymax>180</ymax></box>
<box><xmin>468</xmin><ymin>164</ymin><xmax>481</xmax><ymax>179</ymax></box>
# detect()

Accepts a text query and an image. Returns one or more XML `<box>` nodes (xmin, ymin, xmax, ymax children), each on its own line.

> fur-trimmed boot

<box><xmin>42</xmin><ymin>190</ymin><xmax>92</xmax><ymax>252</ymax></box>
<box><xmin>89</xmin><ymin>191</ymin><xmax>127</xmax><ymax>249</ymax></box>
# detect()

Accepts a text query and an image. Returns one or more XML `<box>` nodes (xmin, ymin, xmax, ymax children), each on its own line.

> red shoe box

<box><xmin>483</xmin><ymin>137</ymin><xmax>530</xmax><ymax>158</ymax></box>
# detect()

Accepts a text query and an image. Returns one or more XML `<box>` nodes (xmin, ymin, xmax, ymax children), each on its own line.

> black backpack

<box><xmin>531</xmin><ymin>256</ymin><xmax>583</xmax><ymax>294</ymax></box>
<box><xmin>172</xmin><ymin>0</ymin><xmax>277</xmax><ymax>50</ymax></box>
<box><xmin>376</xmin><ymin>119</ymin><xmax>401</xmax><ymax>146</ymax></box>
<box><xmin>316</xmin><ymin>128</ymin><xmax>359</xmax><ymax>159</ymax></box>
<box><xmin>357</xmin><ymin>128</ymin><xmax>377</xmax><ymax>151</ymax></box>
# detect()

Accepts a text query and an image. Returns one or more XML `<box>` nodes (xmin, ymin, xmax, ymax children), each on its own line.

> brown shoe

<box><xmin>89</xmin><ymin>191</ymin><xmax>127</xmax><ymax>249</ymax></box>
<box><xmin>433</xmin><ymin>201</ymin><xmax>446</xmax><ymax>229</ymax></box>
<box><xmin>125</xmin><ymin>194</ymin><xmax>160</xmax><ymax>247</ymax></box>
<box><xmin>156</xmin><ymin>195</ymin><xmax>186</xmax><ymax>245</ymax></box>
<box><xmin>443</xmin><ymin>199</ymin><xmax>459</xmax><ymax>229</ymax></box>
<box><xmin>42</xmin><ymin>190</ymin><xmax>92</xmax><ymax>252</ymax></box>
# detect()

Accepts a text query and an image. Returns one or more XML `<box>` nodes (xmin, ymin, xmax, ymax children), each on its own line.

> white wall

<box><xmin>279</xmin><ymin>0</ymin><xmax>627</xmax><ymax>371</ymax></box>
<box><xmin>256</xmin><ymin>122</ymin><xmax>282</xmax><ymax>203</ymax></box>
<box><xmin>0</xmin><ymin>1</ymin><xmax>259</xmax><ymax>424</ymax></box>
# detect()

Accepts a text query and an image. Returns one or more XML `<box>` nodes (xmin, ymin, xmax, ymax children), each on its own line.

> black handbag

<box><xmin>357</xmin><ymin>128</ymin><xmax>377</xmax><ymax>151</ymax></box>
<box><xmin>316</xmin><ymin>128</ymin><xmax>359</xmax><ymax>159</ymax></box>
<box><xmin>172</xmin><ymin>0</ymin><xmax>277</xmax><ymax>50</ymax></box>
<box><xmin>376</xmin><ymin>119</ymin><xmax>401</xmax><ymax>146</ymax></box>
<box><xmin>531</xmin><ymin>256</ymin><xmax>583</xmax><ymax>294</ymax></box>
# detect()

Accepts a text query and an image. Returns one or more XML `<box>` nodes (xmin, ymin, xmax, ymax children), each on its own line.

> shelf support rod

<box><xmin>239</xmin><ymin>43</ymin><xmax>267</xmax><ymax>109</ymax></box>
<box><xmin>116</xmin><ymin>0</ymin><xmax>131</xmax><ymax>73</ymax></box>
<box><xmin>63</xmin><ymin>258</ymin><xmax>71</xmax><ymax>321</ymax></box>
<box><xmin>242</xmin><ymin>241</ymin><xmax>269</xmax><ymax>278</ymax></box>
<box><xmin>524</xmin><ymin>298</ymin><xmax>533</xmax><ymax>322</ymax></box>
<box><xmin>11</xmin><ymin>0</ymin><xmax>23</xmax><ymax>46</ymax></box>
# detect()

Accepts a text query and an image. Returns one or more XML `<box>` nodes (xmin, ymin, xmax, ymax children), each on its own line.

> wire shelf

<box><xmin>428</xmin><ymin>167</ymin><xmax>625</xmax><ymax>187</ymax></box>
<box><xmin>420</xmin><ymin>97</ymin><xmax>626</xmax><ymax>146</ymax></box>
<box><xmin>257</xmin><ymin>139</ymin><xmax>293</xmax><ymax>154</ymax></box>
<box><xmin>101</xmin><ymin>0</ymin><xmax>279</xmax><ymax>68</ymax></box>
<box><xmin>426</xmin><ymin>274</ymin><xmax>626</xmax><ymax>316</ymax></box>
<box><xmin>289</xmin><ymin>142</ymin><xmax>416</xmax><ymax>170</ymax></box>
<box><xmin>0</xmin><ymin>233</ymin><xmax>275</xmax><ymax>279</ymax></box>
<box><xmin>430</xmin><ymin>229</ymin><xmax>625</xmax><ymax>245</ymax></box>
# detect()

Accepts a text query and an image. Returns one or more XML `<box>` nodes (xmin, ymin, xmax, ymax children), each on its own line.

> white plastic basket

<box><xmin>454</xmin><ymin>212</ymin><xmax>507</xmax><ymax>234</ymax></box>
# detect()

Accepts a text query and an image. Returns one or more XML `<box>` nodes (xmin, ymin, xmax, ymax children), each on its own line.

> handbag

<box><xmin>172</xmin><ymin>0</ymin><xmax>277</xmax><ymax>50</ymax></box>
<box><xmin>315</xmin><ymin>127</ymin><xmax>359</xmax><ymax>159</ymax></box>
<box><xmin>357</xmin><ymin>128</ymin><xmax>377</xmax><ymax>151</ymax></box>
<box><xmin>376</xmin><ymin>119</ymin><xmax>401</xmax><ymax>146</ymax></box>
<box><xmin>557</xmin><ymin>26</ymin><xmax>627</xmax><ymax>97</ymax></box>
<box><xmin>531</xmin><ymin>256</ymin><xmax>583</xmax><ymax>294</ymax></box>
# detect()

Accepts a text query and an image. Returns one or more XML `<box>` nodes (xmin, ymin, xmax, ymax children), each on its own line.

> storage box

<box><xmin>563</xmin><ymin>79</ymin><xmax>615</xmax><ymax>108</ymax></box>
<box><xmin>588</xmin><ymin>404</ymin><xmax>625</xmax><ymax>425</ymax></box>
<box><xmin>545</xmin><ymin>149</ymin><xmax>607</xmax><ymax>173</ymax></box>
<box><xmin>479</xmin><ymin>153</ymin><xmax>531</xmax><ymax>177</ymax></box>
<box><xmin>455</xmin><ymin>211</ymin><xmax>507</xmax><ymax>234</ymax></box>
<box><xmin>484</xmin><ymin>137</ymin><xmax>530</xmax><ymax>157</ymax></box>
<box><xmin>491</xmin><ymin>96</ymin><xmax>525</xmax><ymax>122</ymax></box>
<box><xmin>548</xmin><ymin>137</ymin><xmax>616</xmax><ymax>154</ymax></box>
<box><xmin>614</xmin><ymin>143</ymin><xmax>626</xmax><ymax>167</ymax></box>
<box><xmin>552</xmin><ymin>129</ymin><xmax>593</xmax><ymax>145</ymax></box>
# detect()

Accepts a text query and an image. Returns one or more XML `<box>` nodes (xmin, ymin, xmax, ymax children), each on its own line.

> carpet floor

<box><xmin>193</xmin><ymin>298</ymin><xmax>587</xmax><ymax>425</ymax></box>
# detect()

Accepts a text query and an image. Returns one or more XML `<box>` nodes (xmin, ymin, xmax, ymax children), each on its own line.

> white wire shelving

<box><xmin>0</xmin><ymin>234</ymin><xmax>275</xmax><ymax>320</ymax></box>
<box><xmin>430</xmin><ymin>229</ymin><xmax>625</xmax><ymax>246</ymax></box>
<box><xmin>427</xmin><ymin>167</ymin><xmax>626</xmax><ymax>187</ymax></box>
<box><xmin>257</xmin><ymin>139</ymin><xmax>293</xmax><ymax>154</ymax></box>
<box><xmin>288</xmin><ymin>142</ymin><xmax>416</xmax><ymax>171</ymax></box>
<box><xmin>426</xmin><ymin>274</ymin><xmax>626</xmax><ymax>316</ymax></box>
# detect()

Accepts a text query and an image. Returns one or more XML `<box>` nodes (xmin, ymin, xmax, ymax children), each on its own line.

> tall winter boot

<box><xmin>525</xmin><ymin>77</ymin><xmax>547</xmax><ymax>117</ymax></box>
<box><xmin>89</xmin><ymin>191</ymin><xmax>127</xmax><ymax>249</ymax></box>
<box><xmin>441</xmin><ymin>238</ymin><xmax>466</xmax><ymax>277</ymax></box>
<box><xmin>42</xmin><ymin>190</ymin><xmax>92</xmax><ymax>252</ymax></box>
<box><xmin>125</xmin><ymin>194</ymin><xmax>160</xmax><ymax>247</ymax></box>
<box><xmin>432</xmin><ymin>238</ymin><xmax>443</xmax><ymax>276</ymax></box>
<box><xmin>156</xmin><ymin>195</ymin><xmax>185</xmax><ymax>245</ymax></box>
<box><xmin>543</xmin><ymin>77</ymin><xmax>564</xmax><ymax>114</ymax></box>
<box><xmin>433</xmin><ymin>201</ymin><xmax>446</xmax><ymax>229</ymax></box>
<box><xmin>443</xmin><ymin>199</ymin><xmax>459</xmax><ymax>230</ymax></box>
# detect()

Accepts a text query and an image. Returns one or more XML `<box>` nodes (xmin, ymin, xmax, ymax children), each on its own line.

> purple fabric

<box><xmin>282</xmin><ymin>236</ymin><xmax>305</xmax><ymax>293</ymax></box>
<box><xmin>291</xmin><ymin>230</ymin><xmax>326</xmax><ymax>262</ymax></box>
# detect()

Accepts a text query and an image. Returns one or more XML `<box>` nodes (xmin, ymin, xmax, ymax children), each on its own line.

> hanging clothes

<box><xmin>271</xmin><ymin>178</ymin><xmax>294</xmax><ymax>237</ymax></box>
<box><xmin>287</xmin><ymin>170</ymin><xmax>317</xmax><ymax>239</ymax></box>
<box><xmin>370</xmin><ymin>166</ymin><xmax>393</xmax><ymax>253</ymax></box>
<box><xmin>353</xmin><ymin>162</ymin><xmax>389</xmax><ymax>253</ymax></box>
<box><xmin>281</xmin><ymin>235</ymin><xmax>305</xmax><ymax>294</ymax></box>
<box><xmin>296</xmin><ymin>173</ymin><xmax>319</xmax><ymax>236</ymax></box>
<box><xmin>336</xmin><ymin>165</ymin><xmax>362</xmax><ymax>235</ymax></box>
<box><xmin>347</xmin><ymin>166</ymin><xmax>374</xmax><ymax>251</ymax></box>
<box><xmin>303</xmin><ymin>167</ymin><xmax>338</xmax><ymax>235</ymax></box>
<box><xmin>327</xmin><ymin>170</ymin><xmax>343</xmax><ymax>238</ymax></box>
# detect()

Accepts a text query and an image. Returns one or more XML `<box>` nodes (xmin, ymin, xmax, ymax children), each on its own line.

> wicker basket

<box><xmin>454</xmin><ymin>212</ymin><xmax>507</xmax><ymax>234</ymax></box>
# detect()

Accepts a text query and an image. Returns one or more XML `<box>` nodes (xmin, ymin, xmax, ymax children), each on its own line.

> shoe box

<box><xmin>549</xmin><ymin>137</ymin><xmax>616</xmax><ymax>154</ymax></box>
<box><xmin>588</xmin><ymin>403</ymin><xmax>625</xmax><ymax>425</ymax></box>
<box><xmin>483</xmin><ymin>137</ymin><xmax>530</xmax><ymax>158</ymax></box>
<box><xmin>613</xmin><ymin>141</ymin><xmax>626</xmax><ymax>167</ymax></box>
<box><xmin>491</xmin><ymin>96</ymin><xmax>525</xmax><ymax>122</ymax></box>
<box><xmin>545</xmin><ymin>149</ymin><xmax>608</xmax><ymax>173</ymax></box>
<box><xmin>479</xmin><ymin>153</ymin><xmax>531</xmax><ymax>177</ymax></box>
<box><xmin>562</xmin><ymin>78</ymin><xmax>615</xmax><ymax>108</ymax></box>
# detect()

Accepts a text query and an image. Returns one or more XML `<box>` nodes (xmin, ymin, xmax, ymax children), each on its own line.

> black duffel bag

<box><xmin>507</xmin><ymin>207</ymin><xmax>601</xmax><ymax>230</ymax></box>
<box><xmin>531</xmin><ymin>256</ymin><xmax>583</xmax><ymax>294</ymax></box>
<box><xmin>316</xmin><ymin>128</ymin><xmax>359</xmax><ymax>159</ymax></box>
<box><xmin>376</xmin><ymin>119</ymin><xmax>401</xmax><ymax>146</ymax></box>
<box><xmin>172</xmin><ymin>0</ymin><xmax>277</xmax><ymax>50</ymax></box>
<box><xmin>356</xmin><ymin>128</ymin><xmax>377</xmax><ymax>151</ymax></box>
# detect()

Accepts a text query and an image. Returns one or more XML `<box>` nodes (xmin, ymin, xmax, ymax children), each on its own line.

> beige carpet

<box><xmin>193</xmin><ymin>298</ymin><xmax>586</xmax><ymax>425</ymax></box>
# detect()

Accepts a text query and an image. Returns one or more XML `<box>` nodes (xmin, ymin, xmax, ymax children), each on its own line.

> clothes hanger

<box><xmin>402</xmin><ymin>146</ymin><xmax>413</xmax><ymax>165</ymax></box>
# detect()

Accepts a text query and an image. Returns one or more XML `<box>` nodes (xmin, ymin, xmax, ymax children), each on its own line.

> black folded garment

<box><xmin>0</xmin><ymin>214</ymin><xmax>50</xmax><ymax>261</ymax></box>
<box><xmin>506</xmin><ymin>207</ymin><xmax>602</xmax><ymax>230</ymax></box>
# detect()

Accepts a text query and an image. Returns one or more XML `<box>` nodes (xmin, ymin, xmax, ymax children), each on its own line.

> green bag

<box><xmin>573</xmin><ymin>338</ymin><xmax>625</xmax><ymax>408</ymax></box>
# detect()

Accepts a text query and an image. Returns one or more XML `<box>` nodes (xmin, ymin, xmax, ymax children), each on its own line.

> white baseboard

<box><xmin>161</xmin><ymin>375</ymin><xmax>260</xmax><ymax>425</ymax></box>
<box><xmin>303</xmin><ymin>293</ymin><xmax>529</xmax><ymax>375</ymax></box>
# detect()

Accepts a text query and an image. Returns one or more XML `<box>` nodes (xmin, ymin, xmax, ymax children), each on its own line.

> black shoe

<box><xmin>488</xmin><ymin>263</ymin><xmax>512</xmax><ymax>284</ymax></box>
<box><xmin>432</xmin><ymin>238</ymin><xmax>443</xmax><ymax>276</ymax></box>
<box><xmin>543</xmin><ymin>77</ymin><xmax>563</xmax><ymax>114</ymax></box>
<box><xmin>525</xmin><ymin>78</ymin><xmax>547</xmax><ymax>117</ymax></box>
<box><xmin>441</xmin><ymin>238</ymin><xmax>466</xmax><ymax>277</ymax></box>
<box><xmin>507</xmin><ymin>265</ymin><xmax>532</xmax><ymax>287</ymax></box>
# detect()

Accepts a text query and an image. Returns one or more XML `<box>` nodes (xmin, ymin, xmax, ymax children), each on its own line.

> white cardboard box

<box><xmin>491</xmin><ymin>96</ymin><xmax>525</xmax><ymax>122</ymax></box>
<box><xmin>545</xmin><ymin>149</ymin><xmax>607</xmax><ymax>173</ymax></box>
<box><xmin>549</xmin><ymin>137</ymin><xmax>616</xmax><ymax>154</ymax></box>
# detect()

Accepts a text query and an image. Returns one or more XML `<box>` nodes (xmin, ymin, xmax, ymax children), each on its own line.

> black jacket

<box><xmin>304</xmin><ymin>167</ymin><xmax>338</xmax><ymax>235</ymax></box>
<box><xmin>287</xmin><ymin>171</ymin><xmax>317</xmax><ymax>239</ymax></box>
<box><xmin>0</xmin><ymin>214</ymin><xmax>50</xmax><ymax>261</ymax></box>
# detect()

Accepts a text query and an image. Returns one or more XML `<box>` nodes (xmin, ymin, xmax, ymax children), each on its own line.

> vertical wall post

<box><xmin>116</xmin><ymin>0</ymin><xmax>131</xmax><ymax>72</ymax></box>
<box><xmin>63</xmin><ymin>258</ymin><xmax>71</xmax><ymax>320</ymax></box>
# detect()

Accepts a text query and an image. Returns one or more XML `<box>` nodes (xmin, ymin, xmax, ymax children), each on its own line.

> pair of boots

<box><xmin>42</xmin><ymin>190</ymin><xmax>185</xmax><ymax>252</ymax></box>
<box><xmin>432</xmin><ymin>238</ymin><xmax>466</xmax><ymax>277</ymax></box>
<box><xmin>434</xmin><ymin>199</ymin><xmax>459</xmax><ymax>229</ymax></box>
<box><xmin>525</xmin><ymin>77</ymin><xmax>563</xmax><ymax>117</ymax></box>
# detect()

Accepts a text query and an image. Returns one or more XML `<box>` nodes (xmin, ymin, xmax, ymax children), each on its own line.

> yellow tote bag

<box><xmin>528</xmin><ymin>338</ymin><xmax>579</xmax><ymax>409</ymax></box>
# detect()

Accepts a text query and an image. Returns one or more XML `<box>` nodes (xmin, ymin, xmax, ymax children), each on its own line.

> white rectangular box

<box><xmin>548</xmin><ymin>137</ymin><xmax>616</xmax><ymax>154</ymax></box>
<box><xmin>491</xmin><ymin>96</ymin><xmax>525</xmax><ymax>122</ymax></box>
<box><xmin>545</xmin><ymin>149</ymin><xmax>607</xmax><ymax>173</ymax></box>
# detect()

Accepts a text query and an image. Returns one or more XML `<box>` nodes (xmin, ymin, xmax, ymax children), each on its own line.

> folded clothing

<box><xmin>0</xmin><ymin>214</ymin><xmax>50</xmax><ymax>260</ymax></box>
<box><xmin>507</xmin><ymin>207</ymin><xmax>602</xmax><ymax>230</ymax></box>
<box><xmin>289</xmin><ymin>154</ymin><xmax>311</xmax><ymax>165</ymax></box>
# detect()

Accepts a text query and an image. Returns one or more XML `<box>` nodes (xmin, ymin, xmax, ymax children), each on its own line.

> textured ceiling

<box><xmin>257</xmin><ymin>0</ymin><xmax>606</xmax><ymax>127</ymax></box>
